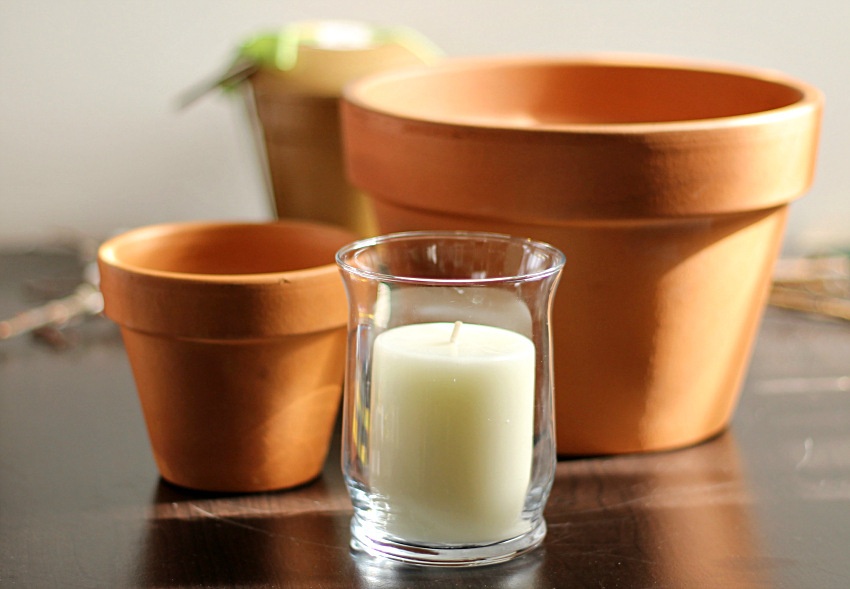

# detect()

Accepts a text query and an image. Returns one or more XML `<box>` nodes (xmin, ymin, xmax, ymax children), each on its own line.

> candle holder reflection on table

<box><xmin>336</xmin><ymin>232</ymin><xmax>565</xmax><ymax>566</ymax></box>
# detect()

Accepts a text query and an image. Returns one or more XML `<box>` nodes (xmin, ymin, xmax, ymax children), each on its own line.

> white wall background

<box><xmin>1</xmin><ymin>0</ymin><xmax>848</xmax><ymax>253</ymax></box>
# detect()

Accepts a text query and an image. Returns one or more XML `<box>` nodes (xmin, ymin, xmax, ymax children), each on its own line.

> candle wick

<box><xmin>450</xmin><ymin>321</ymin><xmax>462</xmax><ymax>344</ymax></box>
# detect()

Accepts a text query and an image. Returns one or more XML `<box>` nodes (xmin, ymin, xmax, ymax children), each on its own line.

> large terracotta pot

<box><xmin>340</xmin><ymin>55</ymin><xmax>823</xmax><ymax>455</ymax></box>
<box><xmin>98</xmin><ymin>220</ymin><xmax>356</xmax><ymax>491</ymax></box>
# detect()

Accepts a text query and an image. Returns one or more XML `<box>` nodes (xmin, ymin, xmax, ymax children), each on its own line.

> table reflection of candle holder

<box><xmin>336</xmin><ymin>232</ymin><xmax>565</xmax><ymax>566</ymax></box>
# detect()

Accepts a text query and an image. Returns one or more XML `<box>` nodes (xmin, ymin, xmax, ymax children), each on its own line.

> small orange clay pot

<box><xmin>341</xmin><ymin>55</ymin><xmax>823</xmax><ymax>455</ymax></box>
<box><xmin>98</xmin><ymin>220</ymin><xmax>356</xmax><ymax>491</ymax></box>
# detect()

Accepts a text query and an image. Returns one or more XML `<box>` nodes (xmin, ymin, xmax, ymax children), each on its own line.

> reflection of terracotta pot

<box><xmin>98</xmin><ymin>221</ymin><xmax>356</xmax><ymax>491</ymax></box>
<box><xmin>341</xmin><ymin>55</ymin><xmax>823</xmax><ymax>454</ymax></box>
<box><xmin>544</xmin><ymin>432</ymin><xmax>764</xmax><ymax>587</ymax></box>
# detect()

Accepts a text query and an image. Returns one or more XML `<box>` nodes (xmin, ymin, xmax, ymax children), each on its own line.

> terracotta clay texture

<box><xmin>98</xmin><ymin>221</ymin><xmax>356</xmax><ymax>491</ymax></box>
<box><xmin>244</xmin><ymin>42</ymin><xmax>437</xmax><ymax>237</ymax></box>
<box><xmin>340</xmin><ymin>55</ymin><xmax>823</xmax><ymax>455</ymax></box>
<box><xmin>247</xmin><ymin>72</ymin><xmax>375</xmax><ymax>236</ymax></box>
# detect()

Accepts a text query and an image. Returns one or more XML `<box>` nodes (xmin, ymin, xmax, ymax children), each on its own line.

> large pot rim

<box><xmin>343</xmin><ymin>53</ymin><xmax>823</xmax><ymax>135</ymax></box>
<box><xmin>340</xmin><ymin>54</ymin><xmax>824</xmax><ymax>220</ymax></box>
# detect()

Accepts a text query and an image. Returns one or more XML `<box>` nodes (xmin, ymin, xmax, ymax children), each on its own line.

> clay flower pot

<box><xmin>340</xmin><ymin>55</ymin><xmax>823</xmax><ymax>455</ymax></box>
<box><xmin>98</xmin><ymin>220</ymin><xmax>356</xmax><ymax>491</ymax></box>
<box><xmin>238</xmin><ymin>22</ymin><xmax>441</xmax><ymax>236</ymax></box>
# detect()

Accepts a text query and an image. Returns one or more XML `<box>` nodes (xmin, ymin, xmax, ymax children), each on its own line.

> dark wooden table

<box><xmin>2</xmin><ymin>249</ymin><xmax>850</xmax><ymax>588</ymax></box>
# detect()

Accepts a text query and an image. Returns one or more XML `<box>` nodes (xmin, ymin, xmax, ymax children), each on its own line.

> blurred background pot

<box><xmin>233</xmin><ymin>21</ymin><xmax>441</xmax><ymax>236</ymax></box>
<box><xmin>98</xmin><ymin>220</ymin><xmax>356</xmax><ymax>492</ymax></box>
<box><xmin>341</xmin><ymin>55</ymin><xmax>823</xmax><ymax>455</ymax></box>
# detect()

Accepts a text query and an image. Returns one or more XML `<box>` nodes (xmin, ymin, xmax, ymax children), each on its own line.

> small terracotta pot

<box><xmin>98</xmin><ymin>220</ymin><xmax>356</xmax><ymax>491</ymax></box>
<box><xmin>340</xmin><ymin>55</ymin><xmax>823</xmax><ymax>455</ymax></box>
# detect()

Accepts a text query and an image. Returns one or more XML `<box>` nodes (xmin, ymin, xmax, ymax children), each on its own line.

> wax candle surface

<box><xmin>370</xmin><ymin>322</ymin><xmax>535</xmax><ymax>544</ymax></box>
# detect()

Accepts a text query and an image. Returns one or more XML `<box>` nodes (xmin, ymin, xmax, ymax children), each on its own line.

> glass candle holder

<box><xmin>336</xmin><ymin>232</ymin><xmax>565</xmax><ymax>566</ymax></box>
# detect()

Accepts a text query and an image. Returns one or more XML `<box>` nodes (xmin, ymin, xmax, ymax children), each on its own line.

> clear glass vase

<box><xmin>336</xmin><ymin>231</ymin><xmax>565</xmax><ymax>566</ymax></box>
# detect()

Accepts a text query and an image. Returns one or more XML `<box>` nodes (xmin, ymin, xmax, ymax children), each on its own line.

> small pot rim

<box><xmin>98</xmin><ymin>219</ymin><xmax>350</xmax><ymax>285</ymax></box>
<box><xmin>343</xmin><ymin>53</ymin><xmax>823</xmax><ymax>135</ymax></box>
<box><xmin>97</xmin><ymin>219</ymin><xmax>356</xmax><ymax>338</ymax></box>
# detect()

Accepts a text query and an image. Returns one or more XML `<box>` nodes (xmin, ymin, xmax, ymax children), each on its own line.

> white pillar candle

<box><xmin>369</xmin><ymin>321</ymin><xmax>535</xmax><ymax>544</ymax></box>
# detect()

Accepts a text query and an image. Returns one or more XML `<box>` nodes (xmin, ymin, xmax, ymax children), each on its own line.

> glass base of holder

<box><xmin>349</xmin><ymin>515</ymin><xmax>547</xmax><ymax>567</ymax></box>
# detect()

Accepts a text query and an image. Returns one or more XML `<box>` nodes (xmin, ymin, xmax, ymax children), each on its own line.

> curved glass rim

<box><xmin>335</xmin><ymin>231</ymin><xmax>566</xmax><ymax>285</ymax></box>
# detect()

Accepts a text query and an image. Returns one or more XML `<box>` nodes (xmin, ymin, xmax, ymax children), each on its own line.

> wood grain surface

<box><xmin>2</xmin><ymin>250</ymin><xmax>849</xmax><ymax>588</ymax></box>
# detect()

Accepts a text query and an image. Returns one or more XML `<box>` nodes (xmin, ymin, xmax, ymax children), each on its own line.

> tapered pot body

<box><xmin>341</xmin><ymin>55</ymin><xmax>823</xmax><ymax>454</ymax></box>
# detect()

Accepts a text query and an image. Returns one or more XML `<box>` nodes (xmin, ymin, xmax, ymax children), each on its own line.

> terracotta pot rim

<box><xmin>98</xmin><ymin>219</ymin><xmax>355</xmax><ymax>339</ymax></box>
<box><xmin>343</xmin><ymin>53</ymin><xmax>823</xmax><ymax>134</ymax></box>
<box><xmin>247</xmin><ymin>79</ymin><xmax>340</xmax><ymax>104</ymax></box>
<box><xmin>98</xmin><ymin>219</ymin><xmax>348</xmax><ymax>285</ymax></box>
<box><xmin>341</xmin><ymin>54</ymin><xmax>822</xmax><ymax>220</ymax></box>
